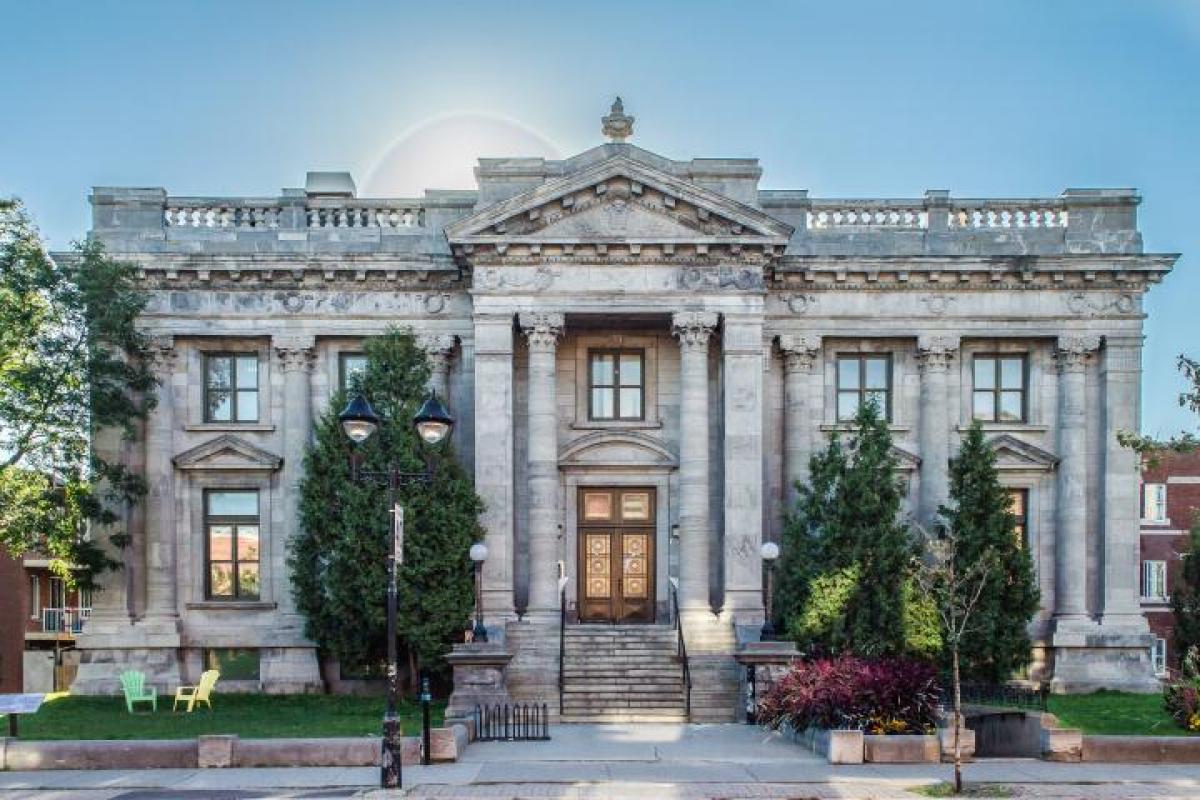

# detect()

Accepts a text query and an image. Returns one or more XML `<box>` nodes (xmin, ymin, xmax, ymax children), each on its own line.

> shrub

<box><xmin>757</xmin><ymin>654</ymin><xmax>941</xmax><ymax>734</ymax></box>
<box><xmin>1164</xmin><ymin>646</ymin><xmax>1200</xmax><ymax>732</ymax></box>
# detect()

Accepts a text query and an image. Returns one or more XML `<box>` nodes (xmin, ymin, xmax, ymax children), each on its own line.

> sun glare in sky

<box><xmin>362</xmin><ymin>113</ymin><xmax>562</xmax><ymax>197</ymax></box>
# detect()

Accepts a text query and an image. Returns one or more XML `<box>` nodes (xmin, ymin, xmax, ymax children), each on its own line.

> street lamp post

<box><xmin>760</xmin><ymin>541</ymin><xmax>780</xmax><ymax>641</ymax></box>
<box><xmin>469</xmin><ymin>542</ymin><xmax>489</xmax><ymax>642</ymax></box>
<box><xmin>339</xmin><ymin>389</ymin><xmax>454</xmax><ymax>790</ymax></box>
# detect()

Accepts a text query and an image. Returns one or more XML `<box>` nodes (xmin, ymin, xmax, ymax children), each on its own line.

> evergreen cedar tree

<box><xmin>290</xmin><ymin>330</ymin><xmax>483</xmax><ymax>688</ymax></box>
<box><xmin>0</xmin><ymin>199</ymin><xmax>153</xmax><ymax>587</ymax></box>
<box><xmin>776</xmin><ymin>404</ymin><xmax>1038</xmax><ymax>676</ymax></box>
<box><xmin>939</xmin><ymin>421</ymin><xmax>1039</xmax><ymax>682</ymax></box>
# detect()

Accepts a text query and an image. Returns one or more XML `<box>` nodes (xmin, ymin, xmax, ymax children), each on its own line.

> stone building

<box><xmin>70</xmin><ymin>104</ymin><xmax>1177</xmax><ymax>714</ymax></box>
<box><xmin>1140</xmin><ymin>449</ymin><xmax>1200</xmax><ymax>674</ymax></box>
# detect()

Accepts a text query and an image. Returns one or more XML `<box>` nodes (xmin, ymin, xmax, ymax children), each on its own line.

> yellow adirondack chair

<box><xmin>173</xmin><ymin>669</ymin><xmax>220</xmax><ymax>712</ymax></box>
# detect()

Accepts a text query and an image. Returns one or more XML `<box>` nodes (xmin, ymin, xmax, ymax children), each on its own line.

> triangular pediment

<box><xmin>173</xmin><ymin>435</ymin><xmax>282</xmax><ymax>472</ymax></box>
<box><xmin>988</xmin><ymin>434</ymin><xmax>1058</xmax><ymax>471</ymax></box>
<box><xmin>891</xmin><ymin>444</ymin><xmax>922</xmax><ymax>472</ymax></box>
<box><xmin>447</xmin><ymin>156</ymin><xmax>792</xmax><ymax>245</ymax></box>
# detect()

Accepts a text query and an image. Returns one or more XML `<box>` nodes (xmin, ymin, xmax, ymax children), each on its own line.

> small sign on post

<box><xmin>0</xmin><ymin>693</ymin><xmax>46</xmax><ymax>738</ymax></box>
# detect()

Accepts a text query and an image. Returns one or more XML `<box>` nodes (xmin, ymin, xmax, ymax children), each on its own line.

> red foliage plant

<box><xmin>757</xmin><ymin>655</ymin><xmax>941</xmax><ymax>734</ymax></box>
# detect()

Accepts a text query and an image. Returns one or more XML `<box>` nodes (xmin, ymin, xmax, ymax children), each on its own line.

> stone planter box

<box><xmin>779</xmin><ymin>724</ymin><xmax>863</xmax><ymax>764</ymax></box>
<box><xmin>863</xmin><ymin>733</ymin><xmax>940</xmax><ymax>763</ymax></box>
<box><xmin>937</xmin><ymin>726</ymin><xmax>976</xmax><ymax>763</ymax></box>
<box><xmin>1082</xmin><ymin>735</ymin><xmax>1200</xmax><ymax>763</ymax></box>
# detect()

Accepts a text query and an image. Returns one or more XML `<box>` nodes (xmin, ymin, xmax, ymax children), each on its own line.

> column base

<box><xmin>260</xmin><ymin>647</ymin><xmax>323</xmax><ymax>694</ymax></box>
<box><xmin>445</xmin><ymin>642</ymin><xmax>514</xmax><ymax>719</ymax></box>
<box><xmin>1050</xmin><ymin>616</ymin><xmax>1159</xmax><ymax>694</ymax></box>
<box><xmin>71</xmin><ymin>644</ymin><xmax>182</xmax><ymax>696</ymax></box>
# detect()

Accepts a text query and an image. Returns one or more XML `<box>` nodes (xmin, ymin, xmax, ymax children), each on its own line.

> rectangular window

<box><xmin>1143</xmin><ymin>483</ymin><xmax>1168</xmax><ymax>523</ymax></box>
<box><xmin>588</xmin><ymin>350</ymin><xmax>645</xmax><ymax>421</ymax></box>
<box><xmin>1142</xmin><ymin>559</ymin><xmax>1168</xmax><ymax>599</ymax></box>
<box><xmin>204</xmin><ymin>648</ymin><xmax>261</xmax><ymax>680</ymax></box>
<box><xmin>1152</xmin><ymin>638</ymin><xmax>1167</xmax><ymax>676</ymax></box>
<box><xmin>204</xmin><ymin>353</ymin><xmax>259</xmax><ymax>423</ymax></box>
<box><xmin>339</xmin><ymin>353</ymin><xmax>368</xmax><ymax>392</ymax></box>
<box><xmin>205</xmin><ymin>490</ymin><xmax>261</xmax><ymax>600</ymax></box>
<box><xmin>973</xmin><ymin>355</ymin><xmax>1027</xmax><ymax>423</ymax></box>
<box><xmin>49</xmin><ymin>577</ymin><xmax>65</xmax><ymax>609</ymax></box>
<box><xmin>1007</xmin><ymin>488</ymin><xmax>1029</xmax><ymax>547</ymax></box>
<box><xmin>28</xmin><ymin>575</ymin><xmax>39</xmax><ymax>620</ymax></box>
<box><xmin>836</xmin><ymin>354</ymin><xmax>892</xmax><ymax>421</ymax></box>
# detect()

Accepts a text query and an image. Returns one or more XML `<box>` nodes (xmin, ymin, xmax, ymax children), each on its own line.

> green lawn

<box><xmin>1046</xmin><ymin>690</ymin><xmax>1192</xmax><ymax>736</ymax></box>
<box><xmin>0</xmin><ymin>693</ymin><xmax>445</xmax><ymax>740</ymax></box>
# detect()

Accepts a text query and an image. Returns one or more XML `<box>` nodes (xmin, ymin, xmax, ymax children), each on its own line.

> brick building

<box><xmin>0</xmin><ymin>552</ymin><xmax>91</xmax><ymax>693</ymax></box>
<box><xmin>1141</xmin><ymin>449</ymin><xmax>1200</xmax><ymax>675</ymax></box>
<box><xmin>0</xmin><ymin>554</ymin><xmax>25</xmax><ymax>693</ymax></box>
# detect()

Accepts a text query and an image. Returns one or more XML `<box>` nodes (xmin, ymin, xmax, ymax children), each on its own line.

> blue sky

<box><xmin>2</xmin><ymin>0</ymin><xmax>1196</xmax><ymax>435</ymax></box>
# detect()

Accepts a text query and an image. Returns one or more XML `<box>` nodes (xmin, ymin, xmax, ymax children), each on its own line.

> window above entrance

<box><xmin>589</xmin><ymin>350</ymin><xmax>645</xmax><ymax>421</ymax></box>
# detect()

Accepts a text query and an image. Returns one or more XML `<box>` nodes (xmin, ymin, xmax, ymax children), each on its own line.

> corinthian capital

<box><xmin>671</xmin><ymin>311</ymin><xmax>719</xmax><ymax>348</ymax></box>
<box><xmin>1055</xmin><ymin>334</ymin><xmax>1101</xmax><ymax>373</ymax></box>
<box><xmin>777</xmin><ymin>334</ymin><xmax>821</xmax><ymax>372</ymax></box>
<box><xmin>415</xmin><ymin>333</ymin><xmax>457</xmax><ymax>358</ymax></box>
<box><xmin>274</xmin><ymin>335</ymin><xmax>316</xmax><ymax>373</ymax></box>
<box><xmin>519</xmin><ymin>312</ymin><xmax>565</xmax><ymax>350</ymax></box>
<box><xmin>145</xmin><ymin>335</ymin><xmax>178</xmax><ymax>378</ymax></box>
<box><xmin>916</xmin><ymin>334</ymin><xmax>959</xmax><ymax>372</ymax></box>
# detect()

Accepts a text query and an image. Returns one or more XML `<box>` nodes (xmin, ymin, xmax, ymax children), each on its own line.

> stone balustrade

<box><xmin>807</xmin><ymin>202</ymin><xmax>926</xmax><ymax>230</ymax></box>
<box><xmin>165</xmin><ymin>198</ymin><xmax>425</xmax><ymax>229</ymax></box>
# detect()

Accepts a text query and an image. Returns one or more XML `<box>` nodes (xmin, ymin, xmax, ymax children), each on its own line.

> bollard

<box><xmin>420</xmin><ymin>674</ymin><xmax>432</xmax><ymax>766</ymax></box>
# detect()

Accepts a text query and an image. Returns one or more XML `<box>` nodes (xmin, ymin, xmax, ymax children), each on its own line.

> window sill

<box><xmin>185</xmin><ymin>601</ymin><xmax>277</xmax><ymax>611</ymax></box>
<box><xmin>957</xmin><ymin>423</ymin><xmax>1049</xmax><ymax>434</ymax></box>
<box><xmin>1141</xmin><ymin>519</ymin><xmax>1171</xmax><ymax>527</ymax></box>
<box><xmin>185</xmin><ymin>423</ymin><xmax>275</xmax><ymax>433</ymax></box>
<box><xmin>1139</xmin><ymin>597</ymin><xmax>1169</xmax><ymax>605</ymax></box>
<box><xmin>571</xmin><ymin>420</ymin><xmax>663</xmax><ymax>431</ymax></box>
<box><xmin>820</xmin><ymin>423</ymin><xmax>911</xmax><ymax>433</ymax></box>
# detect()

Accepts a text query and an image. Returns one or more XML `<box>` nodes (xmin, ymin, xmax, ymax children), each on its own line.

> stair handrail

<box><xmin>669</xmin><ymin>578</ymin><xmax>692</xmax><ymax>721</ymax></box>
<box><xmin>557</xmin><ymin>575</ymin><xmax>568</xmax><ymax>716</ymax></box>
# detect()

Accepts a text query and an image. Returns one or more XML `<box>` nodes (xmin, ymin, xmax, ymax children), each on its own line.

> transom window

<box><xmin>589</xmin><ymin>350</ymin><xmax>645</xmax><ymax>421</ymax></box>
<box><xmin>1143</xmin><ymin>483</ymin><xmax>1168</xmax><ymax>523</ymax></box>
<box><xmin>973</xmin><ymin>355</ymin><xmax>1027</xmax><ymax>422</ymax></box>
<box><xmin>836</xmin><ymin>355</ymin><xmax>892</xmax><ymax>421</ymax></box>
<box><xmin>339</xmin><ymin>353</ymin><xmax>367</xmax><ymax>392</ymax></box>
<box><xmin>204</xmin><ymin>354</ymin><xmax>259</xmax><ymax>423</ymax></box>
<box><xmin>1006</xmin><ymin>488</ymin><xmax>1029</xmax><ymax>547</ymax></box>
<box><xmin>205</xmin><ymin>490</ymin><xmax>261</xmax><ymax>600</ymax></box>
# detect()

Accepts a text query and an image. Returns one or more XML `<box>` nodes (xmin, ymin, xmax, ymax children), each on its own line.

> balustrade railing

<box><xmin>947</xmin><ymin>203</ymin><xmax>1067</xmax><ymax>229</ymax></box>
<box><xmin>41</xmin><ymin>607</ymin><xmax>91</xmax><ymax>634</ymax></box>
<box><xmin>164</xmin><ymin>199</ymin><xmax>425</xmax><ymax>229</ymax></box>
<box><xmin>808</xmin><ymin>203</ymin><xmax>926</xmax><ymax>230</ymax></box>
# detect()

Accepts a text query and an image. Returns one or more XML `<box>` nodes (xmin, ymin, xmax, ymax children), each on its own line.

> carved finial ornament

<box><xmin>602</xmin><ymin>96</ymin><xmax>635</xmax><ymax>143</ymax></box>
<box><xmin>1055</xmin><ymin>334</ymin><xmax>1102</xmax><ymax>372</ymax></box>
<box><xmin>671</xmin><ymin>311</ymin><xmax>719</xmax><ymax>348</ymax></box>
<box><xmin>519</xmin><ymin>312</ymin><xmax>565</xmax><ymax>349</ymax></box>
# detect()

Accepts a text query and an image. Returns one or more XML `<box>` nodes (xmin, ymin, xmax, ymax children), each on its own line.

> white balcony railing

<box><xmin>41</xmin><ymin>607</ymin><xmax>91</xmax><ymax>634</ymax></box>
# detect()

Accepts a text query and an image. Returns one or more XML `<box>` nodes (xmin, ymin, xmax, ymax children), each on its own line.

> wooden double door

<box><xmin>578</xmin><ymin>488</ymin><xmax>656</xmax><ymax>623</ymax></box>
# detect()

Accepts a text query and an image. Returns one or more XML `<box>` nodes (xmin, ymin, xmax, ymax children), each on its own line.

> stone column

<box><xmin>1053</xmin><ymin>335</ymin><xmax>1099</xmax><ymax>622</ymax></box>
<box><xmin>916</xmin><ymin>335</ymin><xmax>958</xmax><ymax>529</ymax></box>
<box><xmin>672</xmin><ymin>311</ymin><xmax>719</xmax><ymax>613</ymax></box>
<box><xmin>777</xmin><ymin>334</ymin><xmax>821</xmax><ymax>508</ymax></box>
<box><xmin>417</xmin><ymin>334</ymin><xmax>456</xmax><ymax>399</ymax></box>
<box><xmin>473</xmin><ymin>314</ymin><xmax>516</xmax><ymax>622</ymax></box>
<box><xmin>142</xmin><ymin>336</ymin><xmax>181</xmax><ymax>626</ymax></box>
<box><xmin>723</xmin><ymin>314</ymin><xmax>766</xmax><ymax>621</ymax></box>
<box><xmin>519</xmin><ymin>313</ymin><xmax>564</xmax><ymax>617</ymax></box>
<box><xmin>1099</xmin><ymin>337</ymin><xmax>1149</xmax><ymax>627</ymax></box>
<box><xmin>273</xmin><ymin>336</ymin><xmax>315</xmax><ymax>619</ymax></box>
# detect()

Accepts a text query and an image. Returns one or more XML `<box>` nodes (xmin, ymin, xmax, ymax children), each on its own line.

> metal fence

<box><xmin>939</xmin><ymin>682</ymin><xmax>1048</xmax><ymax>711</ymax></box>
<box><xmin>473</xmin><ymin>703</ymin><xmax>551</xmax><ymax>742</ymax></box>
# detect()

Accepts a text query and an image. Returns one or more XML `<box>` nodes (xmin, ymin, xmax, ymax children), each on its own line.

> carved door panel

<box><xmin>578</xmin><ymin>488</ymin><xmax>655</xmax><ymax>623</ymax></box>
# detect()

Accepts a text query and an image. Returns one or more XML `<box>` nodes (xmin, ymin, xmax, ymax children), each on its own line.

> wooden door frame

<box><xmin>576</xmin><ymin>487</ymin><xmax>657</xmax><ymax>624</ymax></box>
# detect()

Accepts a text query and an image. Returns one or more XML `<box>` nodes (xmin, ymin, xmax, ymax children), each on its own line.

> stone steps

<box><xmin>559</xmin><ymin>624</ymin><xmax>687</xmax><ymax>723</ymax></box>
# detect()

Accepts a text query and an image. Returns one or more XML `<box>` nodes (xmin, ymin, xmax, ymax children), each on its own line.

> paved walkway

<box><xmin>1</xmin><ymin>724</ymin><xmax>1199</xmax><ymax>799</ymax></box>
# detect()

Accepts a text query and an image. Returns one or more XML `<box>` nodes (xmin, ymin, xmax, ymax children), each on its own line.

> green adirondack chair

<box><xmin>120</xmin><ymin>670</ymin><xmax>157</xmax><ymax>713</ymax></box>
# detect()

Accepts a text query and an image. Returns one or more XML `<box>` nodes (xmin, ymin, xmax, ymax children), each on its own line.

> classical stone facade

<box><xmin>70</xmin><ymin>107</ymin><xmax>1177</xmax><ymax>709</ymax></box>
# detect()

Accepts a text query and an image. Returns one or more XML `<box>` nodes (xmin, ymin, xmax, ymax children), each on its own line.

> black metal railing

<box><xmin>474</xmin><ymin>703</ymin><xmax>551</xmax><ymax>741</ymax></box>
<box><xmin>558</xmin><ymin>583</ymin><xmax>567</xmax><ymax>715</ymax></box>
<box><xmin>939</xmin><ymin>681</ymin><xmax>1049</xmax><ymax>712</ymax></box>
<box><xmin>670</xmin><ymin>581</ymin><xmax>692</xmax><ymax>721</ymax></box>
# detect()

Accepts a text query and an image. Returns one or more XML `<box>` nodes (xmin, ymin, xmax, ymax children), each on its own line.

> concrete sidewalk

<box><xmin>1</xmin><ymin>724</ymin><xmax>1199</xmax><ymax>799</ymax></box>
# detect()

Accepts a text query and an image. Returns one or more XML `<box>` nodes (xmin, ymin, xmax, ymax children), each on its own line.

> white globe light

<box><xmin>760</xmin><ymin>541</ymin><xmax>781</xmax><ymax>561</ymax></box>
<box><xmin>469</xmin><ymin>542</ymin><xmax>489</xmax><ymax>563</ymax></box>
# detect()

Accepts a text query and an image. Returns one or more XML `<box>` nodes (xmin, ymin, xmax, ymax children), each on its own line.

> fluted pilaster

<box><xmin>777</xmin><ymin>334</ymin><xmax>821</xmax><ymax>508</ymax></box>
<box><xmin>916</xmin><ymin>335</ymin><xmax>958</xmax><ymax>529</ymax></box>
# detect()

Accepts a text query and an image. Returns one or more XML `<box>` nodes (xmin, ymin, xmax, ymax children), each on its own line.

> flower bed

<box><xmin>757</xmin><ymin>654</ymin><xmax>941</xmax><ymax>735</ymax></box>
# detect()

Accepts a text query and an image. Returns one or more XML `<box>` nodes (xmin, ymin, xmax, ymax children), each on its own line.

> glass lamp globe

<box><xmin>338</xmin><ymin>394</ymin><xmax>380</xmax><ymax>444</ymax></box>
<box><xmin>469</xmin><ymin>542</ymin><xmax>489</xmax><ymax>563</ymax></box>
<box><xmin>760</xmin><ymin>541</ymin><xmax>781</xmax><ymax>562</ymax></box>
<box><xmin>413</xmin><ymin>391</ymin><xmax>454</xmax><ymax>446</ymax></box>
